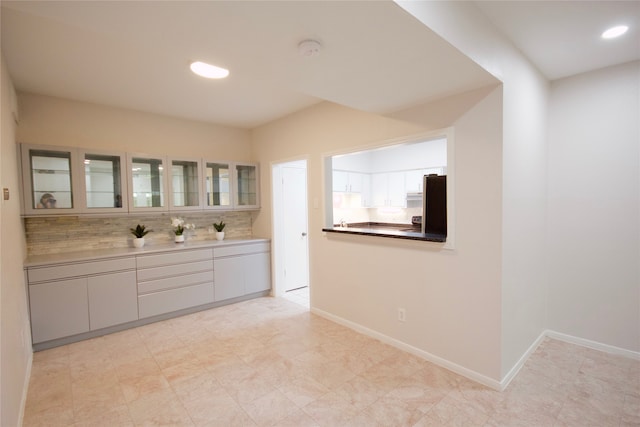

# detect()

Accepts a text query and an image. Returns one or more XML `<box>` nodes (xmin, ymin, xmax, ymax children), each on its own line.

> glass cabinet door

<box><xmin>21</xmin><ymin>144</ymin><xmax>79</xmax><ymax>214</ymax></box>
<box><xmin>128</xmin><ymin>154</ymin><xmax>168</xmax><ymax>211</ymax></box>
<box><xmin>204</xmin><ymin>161</ymin><xmax>231</xmax><ymax>210</ymax></box>
<box><xmin>170</xmin><ymin>158</ymin><xmax>201</xmax><ymax>210</ymax></box>
<box><xmin>81</xmin><ymin>151</ymin><xmax>127</xmax><ymax>212</ymax></box>
<box><xmin>234</xmin><ymin>163</ymin><xmax>259</xmax><ymax>209</ymax></box>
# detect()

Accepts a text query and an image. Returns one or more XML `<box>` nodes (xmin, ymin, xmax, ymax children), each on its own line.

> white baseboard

<box><xmin>545</xmin><ymin>330</ymin><xmax>640</xmax><ymax>361</ymax></box>
<box><xmin>310</xmin><ymin>308</ymin><xmax>640</xmax><ymax>393</ymax></box>
<box><xmin>311</xmin><ymin>307</ymin><xmax>503</xmax><ymax>391</ymax></box>
<box><xmin>18</xmin><ymin>351</ymin><xmax>33</xmax><ymax>427</ymax></box>
<box><xmin>499</xmin><ymin>331</ymin><xmax>547</xmax><ymax>390</ymax></box>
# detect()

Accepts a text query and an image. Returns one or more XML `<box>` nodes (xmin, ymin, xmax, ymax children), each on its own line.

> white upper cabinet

<box><xmin>234</xmin><ymin>163</ymin><xmax>260</xmax><ymax>209</ymax></box>
<box><xmin>20</xmin><ymin>144</ymin><xmax>260</xmax><ymax>215</ymax></box>
<box><xmin>21</xmin><ymin>144</ymin><xmax>82</xmax><ymax>215</ymax></box>
<box><xmin>405</xmin><ymin>167</ymin><xmax>445</xmax><ymax>193</ymax></box>
<box><xmin>203</xmin><ymin>161</ymin><xmax>232</xmax><ymax>210</ymax></box>
<box><xmin>371</xmin><ymin>172</ymin><xmax>406</xmax><ymax>207</ymax></box>
<box><xmin>169</xmin><ymin>157</ymin><xmax>202</xmax><ymax>211</ymax></box>
<box><xmin>127</xmin><ymin>153</ymin><xmax>169</xmax><ymax>212</ymax></box>
<box><xmin>79</xmin><ymin>149</ymin><xmax>128</xmax><ymax>213</ymax></box>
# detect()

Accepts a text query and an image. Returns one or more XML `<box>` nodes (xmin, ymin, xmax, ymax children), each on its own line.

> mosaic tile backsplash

<box><xmin>25</xmin><ymin>211</ymin><xmax>254</xmax><ymax>256</ymax></box>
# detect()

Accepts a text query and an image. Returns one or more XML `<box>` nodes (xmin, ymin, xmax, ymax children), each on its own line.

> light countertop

<box><xmin>25</xmin><ymin>237</ymin><xmax>270</xmax><ymax>267</ymax></box>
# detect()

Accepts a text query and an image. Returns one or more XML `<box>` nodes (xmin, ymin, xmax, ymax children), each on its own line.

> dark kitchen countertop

<box><xmin>322</xmin><ymin>222</ymin><xmax>446</xmax><ymax>242</ymax></box>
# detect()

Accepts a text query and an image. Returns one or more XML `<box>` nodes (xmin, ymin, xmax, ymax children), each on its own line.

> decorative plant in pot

<box><xmin>171</xmin><ymin>217</ymin><xmax>195</xmax><ymax>243</ymax></box>
<box><xmin>213</xmin><ymin>221</ymin><xmax>226</xmax><ymax>241</ymax></box>
<box><xmin>130</xmin><ymin>224</ymin><xmax>152</xmax><ymax>248</ymax></box>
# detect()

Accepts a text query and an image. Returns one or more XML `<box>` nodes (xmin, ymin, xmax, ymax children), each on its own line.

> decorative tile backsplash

<box><xmin>25</xmin><ymin>211</ymin><xmax>254</xmax><ymax>256</ymax></box>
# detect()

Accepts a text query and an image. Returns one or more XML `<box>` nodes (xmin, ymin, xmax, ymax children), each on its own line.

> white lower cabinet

<box><xmin>136</xmin><ymin>248</ymin><xmax>214</xmax><ymax>319</ymax></box>
<box><xmin>27</xmin><ymin>257</ymin><xmax>136</xmax><ymax>344</ymax></box>
<box><xmin>244</xmin><ymin>252</ymin><xmax>271</xmax><ymax>294</ymax></box>
<box><xmin>88</xmin><ymin>271</ymin><xmax>138</xmax><ymax>330</ymax></box>
<box><xmin>26</xmin><ymin>239</ymin><xmax>270</xmax><ymax>349</ymax></box>
<box><xmin>214</xmin><ymin>242</ymin><xmax>271</xmax><ymax>301</ymax></box>
<box><xmin>214</xmin><ymin>256</ymin><xmax>245</xmax><ymax>301</ymax></box>
<box><xmin>29</xmin><ymin>278</ymin><xmax>90</xmax><ymax>344</ymax></box>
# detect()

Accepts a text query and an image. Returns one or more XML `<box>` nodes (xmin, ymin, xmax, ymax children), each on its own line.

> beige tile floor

<box><xmin>282</xmin><ymin>286</ymin><xmax>310</xmax><ymax>309</ymax></box>
<box><xmin>23</xmin><ymin>296</ymin><xmax>639</xmax><ymax>426</ymax></box>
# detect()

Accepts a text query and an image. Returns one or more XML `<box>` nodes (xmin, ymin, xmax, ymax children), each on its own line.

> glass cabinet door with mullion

<box><xmin>234</xmin><ymin>163</ymin><xmax>259</xmax><ymax>209</ymax></box>
<box><xmin>21</xmin><ymin>144</ymin><xmax>80</xmax><ymax>215</ymax></box>
<box><xmin>127</xmin><ymin>154</ymin><xmax>169</xmax><ymax>212</ymax></box>
<box><xmin>79</xmin><ymin>150</ymin><xmax>127</xmax><ymax>213</ymax></box>
<box><xmin>169</xmin><ymin>157</ymin><xmax>202</xmax><ymax>210</ymax></box>
<box><xmin>204</xmin><ymin>161</ymin><xmax>232</xmax><ymax>210</ymax></box>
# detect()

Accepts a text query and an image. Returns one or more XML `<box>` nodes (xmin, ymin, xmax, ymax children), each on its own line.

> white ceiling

<box><xmin>2</xmin><ymin>1</ymin><xmax>639</xmax><ymax>129</ymax></box>
<box><xmin>475</xmin><ymin>0</ymin><xmax>640</xmax><ymax>80</ymax></box>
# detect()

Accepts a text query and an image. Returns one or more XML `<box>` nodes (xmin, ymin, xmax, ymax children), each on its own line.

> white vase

<box><xmin>175</xmin><ymin>234</ymin><xmax>185</xmax><ymax>243</ymax></box>
<box><xmin>216</xmin><ymin>231</ymin><xmax>225</xmax><ymax>241</ymax></box>
<box><xmin>133</xmin><ymin>237</ymin><xmax>145</xmax><ymax>248</ymax></box>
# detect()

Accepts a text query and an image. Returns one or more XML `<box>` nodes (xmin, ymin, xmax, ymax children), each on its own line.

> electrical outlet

<box><xmin>398</xmin><ymin>308</ymin><xmax>406</xmax><ymax>322</ymax></box>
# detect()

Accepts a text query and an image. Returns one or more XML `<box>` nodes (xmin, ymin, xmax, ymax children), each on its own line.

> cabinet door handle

<box><xmin>301</xmin><ymin>232</ymin><xmax>307</xmax><ymax>237</ymax></box>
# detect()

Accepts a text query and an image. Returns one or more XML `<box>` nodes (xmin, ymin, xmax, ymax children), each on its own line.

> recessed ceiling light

<box><xmin>190</xmin><ymin>61</ymin><xmax>229</xmax><ymax>79</ymax></box>
<box><xmin>601</xmin><ymin>25</ymin><xmax>629</xmax><ymax>39</ymax></box>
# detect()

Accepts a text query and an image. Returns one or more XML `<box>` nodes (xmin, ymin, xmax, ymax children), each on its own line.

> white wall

<box><xmin>397</xmin><ymin>0</ymin><xmax>550</xmax><ymax>379</ymax></box>
<box><xmin>17</xmin><ymin>93</ymin><xmax>251</xmax><ymax>159</ymax></box>
<box><xmin>1</xmin><ymin>53</ymin><xmax>32</xmax><ymax>427</ymax></box>
<box><xmin>332</xmin><ymin>138</ymin><xmax>447</xmax><ymax>173</ymax></box>
<box><xmin>252</xmin><ymin>92</ymin><xmax>504</xmax><ymax>383</ymax></box>
<box><xmin>547</xmin><ymin>61</ymin><xmax>640</xmax><ymax>352</ymax></box>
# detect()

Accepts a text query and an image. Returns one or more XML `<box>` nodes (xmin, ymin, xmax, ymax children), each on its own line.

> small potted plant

<box><xmin>171</xmin><ymin>217</ymin><xmax>195</xmax><ymax>243</ymax></box>
<box><xmin>130</xmin><ymin>224</ymin><xmax>152</xmax><ymax>248</ymax></box>
<box><xmin>213</xmin><ymin>221</ymin><xmax>226</xmax><ymax>241</ymax></box>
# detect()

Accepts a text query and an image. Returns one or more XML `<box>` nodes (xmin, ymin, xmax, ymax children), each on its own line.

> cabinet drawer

<box><xmin>136</xmin><ymin>248</ymin><xmax>212</xmax><ymax>268</ymax></box>
<box><xmin>138</xmin><ymin>270</ymin><xmax>213</xmax><ymax>295</ymax></box>
<box><xmin>138</xmin><ymin>282</ymin><xmax>214</xmax><ymax>319</ymax></box>
<box><xmin>28</xmin><ymin>257</ymin><xmax>136</xmax><ymax>283</ymax></box>
<box><xmin>137</xmin><ymin>260</ymin><xmax>213</xmax><ymax>282</ymax></box>
<box><xmin>214</xmin><ymin>242</ymin><xmax>270</xmax><ymax>258</ymax></box>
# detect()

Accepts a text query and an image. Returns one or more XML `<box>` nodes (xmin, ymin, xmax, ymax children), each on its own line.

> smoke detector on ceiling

<box><xmin>298</xmin><ymin>39</ymin><xmax>322</xmax><ymax>57</ymax></box>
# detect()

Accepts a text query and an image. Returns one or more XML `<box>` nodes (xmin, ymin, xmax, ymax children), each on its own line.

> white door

<box><xmin>281</xmin><ymin>164</ymin><xmax>309</xmax><ymax>292</ymax></box>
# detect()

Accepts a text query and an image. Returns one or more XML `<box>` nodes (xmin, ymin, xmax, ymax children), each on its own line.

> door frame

<box><xmin>271</xmin><ymin>158</ymin><xmax>310</xmax><ymax>299</ymax></box>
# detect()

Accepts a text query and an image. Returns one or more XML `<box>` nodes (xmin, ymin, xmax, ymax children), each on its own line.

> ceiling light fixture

<box><xmin>601</xmin><ymin>25</ymin><xmax>629</xmax><ymax>39</ymax></box>
<box><xmin>298</xmin><ymin>39</ymin><xmax>322</xmax><ymax>57</ymax></box>
<box><xmin>190</xmin><ymin>61</ymin><xmax>229</xmax><ymax>79</ymax></box>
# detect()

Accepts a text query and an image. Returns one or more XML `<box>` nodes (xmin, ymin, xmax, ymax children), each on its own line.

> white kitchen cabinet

<box><xmin>127</xmin><ymin>153</ymin><xmax>169</xmax><ymax>212</ymax></box>
<box><xmin>405</xmin><ymin>167</ymin><xmax>445</xmax><ymax>193</ymax></box>
<box><xmin>204</xmin><ymin>161</ymin><xmax>232</xmax><ymax>210</ymax></box>
<box><xmin>332</xmin><ymin>171</ymin><xmax>370</xmax><ymax>207</ymax></box>
<box><xmin>371</xmin><ymin>172</ymin><xmax>406</xmax><ymax>207</ymax></box>
<box><xmin>213</xmin><ymin>256</ymin><xmax>245</xmax><ymax>301</ymax></box>
<box><xmin>29</xmin><ymin>278</ymin><xmax>89</xmax><ymax>343</ymax></box>
<box><xmin>234</xmin><ymin>162</ymin><xmax>260</xmax><ymax>209</ymax></box>
<box><xmin>21</xmin><ymin>143</ymin><xmax>261</xmax><ymax>216</ymax></box>
<box><xmin>21</xmin><ymin>144</ymin><xmax>82</xmax><ymax>215</ymax></box>
<box><xmin>213</xmin><ymin>242</ymin><xmax>271</xmax><ymax>301</ymax></box>
<box><xmin>332</xmin><ymin>170</ymin><xmax>349</xmax><ymax>192</ymax></box>
<box><xmin>26</xmin><ymin>239</ymin><xmax>270</xmax><ymax>350</ymax></box>
<box><xmin>332</xmin><ymin>171</ymin><xmax>366</xmax><ymax>193</ymax></box>
<box><xmin>136</xmin><ymin>248</ymin><xmax>214</xmax><ymax>318</ymax></box>
<box><xmin>88</xmin><ymin>271</ymin><xmax>138</xmax><ymax>330</ymax></box>
<box><xmin>27</xmin><ymin>256</ymin><xmax>136</xmax><ymax>343</ymax></box>
<box><xmin>79</xmin><ymin>149</ymin><xmax>128</xmax><ymax>213</ymax></box>
<box><xmin>347</xmin><ymin>172</ymin><xmax>364</xmax><ymax>193</ymax></box>
<box><xmin>244</xmin><ymin>252</ymin><xmax>271</xmax><ymax>294</ymax></box>
<box><xmin>169</xmin><ymin>157</ymin><xmax>202</xmax><ymax>211</ymax></box>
